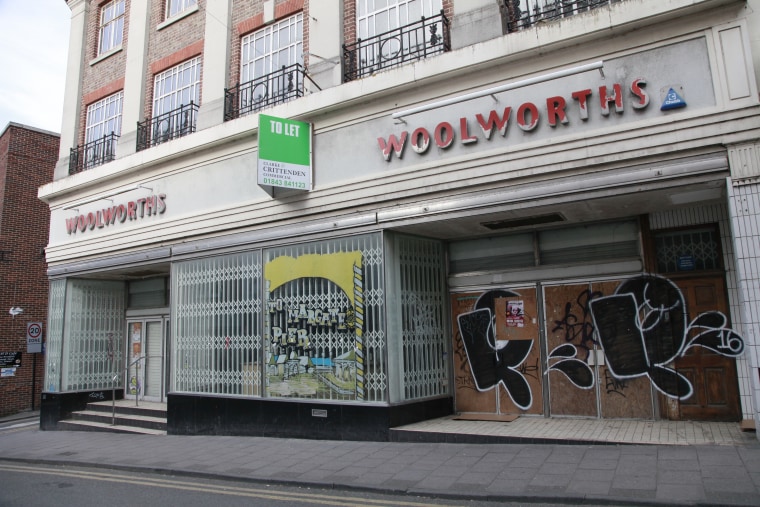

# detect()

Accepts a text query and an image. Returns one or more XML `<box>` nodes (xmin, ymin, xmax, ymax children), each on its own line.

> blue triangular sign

<box><xmin>661</xmin><ymin>88</ymin><xmax>687</xmax><ymax>111</ymax></box>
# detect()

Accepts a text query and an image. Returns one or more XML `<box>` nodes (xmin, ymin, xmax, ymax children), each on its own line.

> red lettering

<box><xmin>410</xmin><ymin>128</ymin><xmax>430</xmax><ymax>154</ymax></box>
<box><xmin>599</xmin><ymin>84</ymin><xmax>623</xmax><ymax>115</ymax></box>
<box><xmin>630</xmin><ymin>78</ymin><xmax>649</xmax><ymax>109</ymax></box>
<box><xmin>459</xmin><ymin>117</ymin><xmax>477</xmax><ymax>144</ymax></box>
<box><xmin>377</xmin><ymin>132</ymin><xmax>408</xmax><ymax>161</ymax></box>
<box><xmin>517</xmin><ymin>102</ymin><xmax>539</xmax><ymax>131</ymax></box>
<box><xmin>475</xmin><ymin>107</ymin><xmax>512</xmax><ymax>139</ymax></box>
<box><xmin>572</xmin><ymin>89</ymin><xmax>592</xmax><ymax>121</ymax></box>
<box><xmin>102</xmin><ymin>206</ymin><xmax>117</xmax><ymax>225</ymax></box>
<box><xmin>117</xmin><ymin>204</ymin><xmax>127</xmax><ymax>223</ymax></box>
<box><xmin>546</xmin><ymin>96</ymin><xmax>568</xmax><ymax>127</ymax></box>
<box><xmin>65</xmin><ymin>217</ymin><xmax>78</xmax><ymax>235</ymax></box>
<box><xmin>127</xmin><ymin>201</ymin><xmax>137</xmax><ymax>220</ymax></box>
<box><xmin>96</xmin><ymin>210</ymin><xmax>104</xmax><ymax>228</ymax></box>
<box><xmin>77</xmin><ymin>215</ymin><xmax>86</xmax><ymax>232</ymax></box>
<box><xmin>434</xmin><ymin>122</ymin><xmax>454</xmax><ymax>148</ymax></box>
<box><xmin>87</xmin><ymin>212</ymin><xmax>96</xmax><ymax>230</ymax></box>
<box><xmin>136</xmin><ymin>198</ymin><xmax>147</xmax><ymax>218</ymax></box>
<box><xmin>145</xmin><ymin>196</ymin><xmax>156</xmax><ymax>215</ymax></box>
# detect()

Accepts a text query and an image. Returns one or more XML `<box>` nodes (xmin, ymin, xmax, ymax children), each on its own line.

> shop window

<box><xmin>538</xmin><ymin>220</ymin><xmax>639</xmax><ymax>265</ymax></box>
<box><xmin>43</xmin><ymin>279</ymin><xmax>126</xmax><ymax>392</ymax></box>
<box><xmin>98</xmin><ymin>0</ymin><xmax>125</xmax><ymax>55</ymax></box>
<box><xmin>172</xmin><ymin>251</ymin><xmax>262</xmax><ymax>396</ymax></box>
<box><xmin>449</xmin><ymin>220</ymin><xmax>640</xmax><ymax>275</ymax></box>
<box><xmin>263</xmin><ymin>234</ymin><xmax>387</xmax><ymax>402</ymax></box>
<box><xmin>449</xmin><ymin>233</ymin><xmax>535</xmax><ymax>274</ymax></box>
<box><xmin>387</xmin><ymin>234</ymin><xmax>449</xmax><ymax>402</ymax></box>
<box><xmin>653</xmin><ymin>226</ymin><xmax>721</xmax><ymax>273</ymax></box>
<box><xmin>128</xmin><ymin>277</ymin><xmax>168</xmax><ymax>309</ymax></box>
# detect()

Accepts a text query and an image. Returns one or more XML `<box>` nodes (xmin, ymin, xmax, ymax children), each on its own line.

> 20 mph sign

<box><xmin>27</xmin><ymin>322</ymin><xmax>42</xmax><ymax>353</ymax></box>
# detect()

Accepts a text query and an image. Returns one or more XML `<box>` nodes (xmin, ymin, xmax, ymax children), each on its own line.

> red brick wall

<box><xmin>80</xmin><ymin>0</ymin><xmax>130</xmax><ymax>147</ymax></box>
<box><xmin>0</xmin><ymin>125</ymin><xmax>58</xmax><ymax>418</ymax></box>
<box><xmin>145</xmin><ymin>0</ymin><xmax>206</xmax><ymax>119</ymax></box>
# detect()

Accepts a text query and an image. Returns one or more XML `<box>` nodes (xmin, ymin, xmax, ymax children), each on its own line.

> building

<box><xmin>0</xmin><ymin>123</ymin><xmax>58</xmax><ymax>417</ymax></box>
<box><xmin>39</xmin><ymin>0</ymin><xmax>760</xmax><ymax>440</ymax></box>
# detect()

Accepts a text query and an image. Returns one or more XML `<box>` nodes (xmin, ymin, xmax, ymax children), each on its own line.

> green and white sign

<box><xmin>258</xmin><ymin>114</ymin><xmax>312</xmax><ymax>191</ymax></box>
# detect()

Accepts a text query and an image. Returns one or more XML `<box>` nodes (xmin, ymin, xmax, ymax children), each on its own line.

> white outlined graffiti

<box><xmin>456</xmin><ymin>290</ymin><xmax>534</xmax><ymax>410</ymax></box>
<box><xmin>589</xmin><ymin>274</ymin><xmax>744</xmax><ymax>400</ymax></box>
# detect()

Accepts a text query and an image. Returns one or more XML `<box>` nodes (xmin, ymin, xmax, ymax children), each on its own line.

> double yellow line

<box><xmin>0</xmin><ymin>463</ymin><xmax>459</xmax><ymax>507</ymax></box>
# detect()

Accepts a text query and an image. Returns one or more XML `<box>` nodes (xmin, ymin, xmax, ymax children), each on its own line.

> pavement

<box><xmin>0</xmin><ymin>410</ymin><xmax>759</xmax><ymax>506</ymax></box>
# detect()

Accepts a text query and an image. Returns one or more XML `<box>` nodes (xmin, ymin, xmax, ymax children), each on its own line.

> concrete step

<box><xmin>86</xmin><ymin>400</ymin><xmax>167</xmax><ymax>419</ymax></box>
<box><xmin>66</xmin><ymin>409</ymin><xmax>167</xmax><ymax>431</ymax></box>
<box><xmin>58</xmin><ymin>419</ymin><xmax>166</xmax><ymax>435</ymax></box>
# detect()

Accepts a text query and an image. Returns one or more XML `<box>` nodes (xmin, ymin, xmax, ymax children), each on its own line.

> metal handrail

<box><xmin>69</xmin><ymin>132</ymin><xmax>119</xmax><ymax>174</ymax></box>
<box><xmin>342</xmin><ymin>10</ymin><xmax>450</xmax><ymax>82</ymax></box>
<box><xmin>136</xmin><ymin>101</ymin><xmax>198</xmax><ymax>151</ymax></box>
<box><xmin>111</xmin><ymin>355</ymin><xmax>146</xmax><ymax>425</ymax></box>
<box><xmin>224</xmin><ymin>63</ymin><xmax>321</xmax><ymax>121</ymax></box>
<box><xmin>503</xmin><ymin>0</ymin><xmax>624</xmax><ymax>33</ymax></box>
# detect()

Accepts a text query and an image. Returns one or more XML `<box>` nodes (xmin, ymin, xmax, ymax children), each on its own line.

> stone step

<box><xmin>58</xmin><ymin>419</ymin><xmax>166</xmax><ymax>435</ymax></box>
<box><xmin>86</xmin><ymin>400</ymin><xmax>167</xmax><ymax>419</ymax></box>
<box><xmin>66</xmin><ymin>409</ymin><xmax>167</xmax><ymax>431</ymax></box>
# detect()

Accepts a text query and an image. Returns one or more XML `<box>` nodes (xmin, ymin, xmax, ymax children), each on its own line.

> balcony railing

<box><xmin>69</xmin><ymin>132</ymin><xmax>119</xmax><ymax>174</ymax></box>
<box><xmin>136</xmin><ymin>101</ymin><xmax>198</xmax><ymax>152</ymax></box>
<box><xmin>224</xmin><ymin>63</ymin><xmax>320</xmax><ymax>121</ymax></box>
<box><xmin>342</xmin><ymin>10</ymin><xmax>450</xmax><ymax>83</ymax></box>
<box><xmin>504</xmin><ymin>0</ymin><xmax>623</xmax><ymax>32</ymax></box>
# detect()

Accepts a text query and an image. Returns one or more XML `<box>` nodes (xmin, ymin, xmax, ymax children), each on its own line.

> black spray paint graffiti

<box><xmin>547</xmin><ymin>289</ymin><xmax>601</xmax><ymax>389</ymax></box>
<box><xmin>589</xmin><ymin>274</ymin><xmax>745</xmax><ymax>400</ymax></box>
<box><xmin>456</xmin><ymin>290</ymin><xmax>533</xmax><ymax>410</ymax></box>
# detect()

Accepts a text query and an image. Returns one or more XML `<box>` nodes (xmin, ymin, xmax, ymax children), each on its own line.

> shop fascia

<box><xmin>378</xmin><ymin>79</ymin><xmax>651</xmax><ymax>161</ymax></box>
<box><xmin>64</xmin><ymin>193</ymin><xmax>167</xmax><ymax>235</ymax></box>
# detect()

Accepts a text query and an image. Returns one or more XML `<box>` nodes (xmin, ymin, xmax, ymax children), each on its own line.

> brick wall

<box><xmin>80</xmin><ymin>0</ymin><xmax>130</xmax><ymax>147</ymax></box>
<box><xmin>0</xmin><ymin>124</ymin><xmax>58</xmax><ymax>418</ymax></box>
<box><xmin>145</xmin><ymin>0</ymin><xmax>206</xmax><ymax>120</ymax></box>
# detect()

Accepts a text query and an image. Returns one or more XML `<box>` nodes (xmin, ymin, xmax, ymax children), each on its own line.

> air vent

<box><xmin>481</xmin><ymin>213</ymin><xmax>565</xmax><ymax>231</ymax></box>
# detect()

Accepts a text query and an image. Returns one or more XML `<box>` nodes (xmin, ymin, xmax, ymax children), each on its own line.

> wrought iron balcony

<box><xmin>503</xmin><ymin>0</ymin><xmax>624</xmax><ymax>33</ymax></box>
<box><xmin>342</xmin><ymin>10</ymin><xmax>450</xmax><ymax>83</ymax></box>
<box><xmin>136</xmin><ymin>101</ymin><xmax>198</xmax><ymax>152</ymax></box>
<box><xmin>69</xmin><ymin>132</ymin><xmax>119</xmax><ymax>174</ymax></box>
<box><xmin>224</xmin><ymin>63</ymin><xmax>320</xmax><ymax>121</ymax></box>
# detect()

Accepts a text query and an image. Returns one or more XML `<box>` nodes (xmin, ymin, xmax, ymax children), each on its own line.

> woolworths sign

<box><xmin>258</xmin><ymin>114</ymin><xmax>312</xmax><ymax>191</ymax></box>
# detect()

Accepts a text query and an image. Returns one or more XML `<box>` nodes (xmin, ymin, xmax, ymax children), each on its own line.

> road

<box><xmin>0</xmin><ymin>461</ymin><xmax>612</xmax><ymax>507</ymax></box>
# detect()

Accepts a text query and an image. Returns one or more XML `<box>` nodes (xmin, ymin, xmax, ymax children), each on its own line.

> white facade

<box><xmin>40</xmin><ymin>0</ymin><xmax>760</xmax><ymax>438</ymax></box>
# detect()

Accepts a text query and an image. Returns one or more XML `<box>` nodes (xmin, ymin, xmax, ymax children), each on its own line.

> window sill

<box><xmin>90</xmin><ymin>46</ymin><xmax>123</xmax><ymax>66</ymax></box>
<box><xmin>157</xmin><ymin>4</ymin><xmax>199</xmax><ymax>31</ymax></box>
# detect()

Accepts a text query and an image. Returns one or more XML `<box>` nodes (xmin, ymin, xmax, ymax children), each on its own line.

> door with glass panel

<box><xmin>126</xmin><ymin>318</ymin><xmax>167</xmax><ymax>402</ymax></box>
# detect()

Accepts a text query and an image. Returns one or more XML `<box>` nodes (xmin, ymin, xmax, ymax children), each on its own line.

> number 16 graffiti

<box><xmin>589</xmin><ymin>274</ymin><xmax>744</xmax><ymax>400</ymax></box>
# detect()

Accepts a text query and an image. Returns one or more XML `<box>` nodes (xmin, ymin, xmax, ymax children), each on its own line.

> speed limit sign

<box><xmin>27</xmin><ymin>322</ymin><xmax>43</xmax><ymax>353</ymax></box>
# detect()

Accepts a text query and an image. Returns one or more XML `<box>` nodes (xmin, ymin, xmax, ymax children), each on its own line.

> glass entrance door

<box><xmin>126</xmin><ymin>318</ymin><xmax>167</xmax><ymax>402</ymax></box>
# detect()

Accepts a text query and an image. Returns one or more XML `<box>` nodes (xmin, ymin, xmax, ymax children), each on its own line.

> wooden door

<box><xmin>670</xmin><ymin>276</ymin><xmax>741</xmax><ymax>421</ymax></box>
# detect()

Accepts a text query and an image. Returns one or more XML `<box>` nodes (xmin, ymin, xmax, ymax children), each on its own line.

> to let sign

<box><xmin>258</xmin><ymin>114</ymin><xmax>312</xmax><ymax>191</ymax></box>
<box><xmin>27</xmin><ymin>322</ymin><xmax>42</xmax><ymax>353</ymax></box>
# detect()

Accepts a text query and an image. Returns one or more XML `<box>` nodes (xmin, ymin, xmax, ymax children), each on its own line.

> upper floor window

<box><xmin>136</xmin><ymin>57</ymin><xmax>201</xmax><ymax>151</ymax></box>
<box><xmin>153</xmin><ymin>56</ymin><xmax>201</xmax><ymax>117</ymax></box>
<box><xmin>167</xmin><ymin>0</ymin><xmax>197</xmax><ymax>19</ymax></box>
<box><xmin>86</xmin><ymin>91</ymin><xmax>124</xmax><ymax>142</ymax></box>
<box><xmin>224</xmin><ymin>13</ymin><xmax>307</xmax><ymax>119</ymax></box>
<box><xmin>98</xmin><ymin>0</ymin><xmax>125</xmax><ymax>55</ymax></box>
<box><xmin>70</xmin><ymin>91</ymin><xmax>123</xmax><ymax>174</ymax></box>
<box><xmin>357</xmin><ymin>0</ymin><xmax>441</xmax><ymax>40</ymax></box>
<box><xmin>344</xmin><ymin>0</ymin><xmax>448</xmax><ymax>81</ymax></box>
<box><xmin>241</xmin><ymin>13</ymin><xmax>303</xmax><ymax>84</ymax></box>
